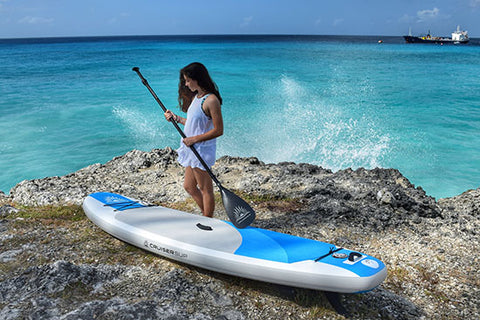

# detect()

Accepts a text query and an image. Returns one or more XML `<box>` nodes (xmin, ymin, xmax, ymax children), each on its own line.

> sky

<box><xmin>1</xmin><ymin>0</ymin><xmax>479</xmax><ymax>39</ymax></box>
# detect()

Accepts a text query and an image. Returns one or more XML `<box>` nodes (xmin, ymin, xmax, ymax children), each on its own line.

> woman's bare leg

<box><xmin>183</xmin><ymin>167</ymin><xmax>204</xmax><ymax>212</ymax></box>
<box><xmin>183</xmin><ymin>166</ymin><xmax>215</xmax><ymax>217</ymax></box>
<box><xmin>192</xmin><ymin>167</ymin><xmax>215</xmax><ymax>217</ymax></box>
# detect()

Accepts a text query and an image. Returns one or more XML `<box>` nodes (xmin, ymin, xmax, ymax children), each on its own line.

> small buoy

<box><xmin>378</xmin><ymin>40</ymin><xmax>383</xmax><ymax>44</ymax></box>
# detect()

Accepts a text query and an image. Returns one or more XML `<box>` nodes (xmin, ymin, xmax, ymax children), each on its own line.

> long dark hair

<box><xmin>178</xmin><ymin>62</ymin><xmax>222</xmax><ymax>112</ymax></box>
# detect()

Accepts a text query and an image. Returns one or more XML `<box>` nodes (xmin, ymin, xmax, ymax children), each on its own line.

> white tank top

<box><xmin>176</xmin><ymin>94</ymin><xmax>217</xmax><ymax>170</ymax></box>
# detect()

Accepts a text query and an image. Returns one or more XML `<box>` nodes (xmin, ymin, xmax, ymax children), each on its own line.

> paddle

<box><xmin>132</xmin><ymin>67</ymin><xmax>255</xmax><ymax>229</ymax></box>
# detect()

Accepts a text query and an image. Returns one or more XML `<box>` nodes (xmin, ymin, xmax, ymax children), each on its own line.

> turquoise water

<box><xmin>1</xmin><ymin>35</ymin><xmax>479</xmax><ymax>199</ymax></box>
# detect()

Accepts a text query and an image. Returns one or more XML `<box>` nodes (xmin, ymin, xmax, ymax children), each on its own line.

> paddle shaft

<box><xmin>132</xmin><ymin>67</ymin><xmax>222</xmax><ymax>188</ymax></box>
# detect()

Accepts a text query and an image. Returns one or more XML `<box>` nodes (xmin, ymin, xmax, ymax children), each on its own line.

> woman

<box><xmin>164</xmin><ymin>62</ymin><xmax>223</xmax><ymax>218</ymax></box>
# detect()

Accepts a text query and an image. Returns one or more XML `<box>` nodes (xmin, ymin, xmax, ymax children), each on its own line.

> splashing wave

<box><xmin>245</xmin><ymin>74</ymin><xmax>391</xmax><ymax>170</ymax></box>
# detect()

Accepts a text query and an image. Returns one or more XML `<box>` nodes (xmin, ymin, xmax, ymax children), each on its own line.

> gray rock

<box><xmin>9</xmin><ymin>148</ymin><xmax>444</xmax><ymax>231</ymax></box>
<box><xmin>0</xmin><ymin>261</ymin><xmax>229</xmax><ymax>320</ymax></box>
<box><xmin>0</xmin><ymin>205</ymin><xmax>18</xmax><ymax>218</ymax></box>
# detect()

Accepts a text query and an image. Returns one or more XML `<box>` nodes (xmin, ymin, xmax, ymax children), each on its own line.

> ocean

<box><xmin>1</xmin><ymin>35</ymin><xmax>479</xmax><ymax>199</ymax></box>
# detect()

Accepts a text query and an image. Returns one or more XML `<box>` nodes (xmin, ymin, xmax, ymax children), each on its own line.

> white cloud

<box><xmin>333</xmin><ymin>18</ymin><xmax>344</xmax><ymax>27</ymax></box>
<box><xmin>416</xmin><ymin>7</ymin><xmax>439</xmax><ymax>22</ymax></box>
<box><xmin>19</xmin><ymin>16</ymin><xmax>53</xmax><ymax>24</ymax></box>
<box><xmin>240</xmin><ymin>16</ymin><xmax>253</xmax><ymax>28</ymax></box>
<box><xmin>108</xmin><ymin>13</ymin><xmax>130</xmax><ymax>24</ymax></box>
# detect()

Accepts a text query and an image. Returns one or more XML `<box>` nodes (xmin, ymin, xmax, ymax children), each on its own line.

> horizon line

<box><xmin>1</xmin><ymin>33</ymin><xmax>407</xmax><ymax>41</ymax></box>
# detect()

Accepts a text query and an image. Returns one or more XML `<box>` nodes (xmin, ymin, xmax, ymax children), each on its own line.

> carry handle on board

<box><xmin>132</xmin><ymin>67</ymin><xmax>255</xmax><ymax>229</ymax></box>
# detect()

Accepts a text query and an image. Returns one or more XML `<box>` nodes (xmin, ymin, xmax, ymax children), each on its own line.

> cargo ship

<box><xmin>404</xmin><ymin>26</ymin><xmax>469</xmax><ymax>44</ymax></box>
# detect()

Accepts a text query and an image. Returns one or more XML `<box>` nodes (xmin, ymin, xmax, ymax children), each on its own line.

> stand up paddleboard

<box><xmin>83</xmin><ymin>192</ymin><xmax>387</xmax><ymax>294</ymax></box>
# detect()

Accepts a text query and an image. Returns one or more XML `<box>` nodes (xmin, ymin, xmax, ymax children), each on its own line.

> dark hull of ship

<box><xmin>403</xmin><ymin>36</ymin><xmax>469</xmax><ymax>44</ymax></box>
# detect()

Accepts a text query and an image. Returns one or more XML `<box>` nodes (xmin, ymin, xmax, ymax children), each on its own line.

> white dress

<box><xmin>177</xmin><ymin>94</ymin><xmax>216</xmax><ymax>171</ymax></box>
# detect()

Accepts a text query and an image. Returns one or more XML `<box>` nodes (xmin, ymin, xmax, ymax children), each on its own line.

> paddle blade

<box><xmin>219</xmin><ymin>187</ymin><xmax>255</xmax><ymax>229</ymax></box>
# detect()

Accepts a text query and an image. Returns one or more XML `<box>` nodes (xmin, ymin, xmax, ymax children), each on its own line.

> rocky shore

<box><xmin>1</xmin><ymin>148</ymin><xmax>479</xmax><ymax>319</ymax></box>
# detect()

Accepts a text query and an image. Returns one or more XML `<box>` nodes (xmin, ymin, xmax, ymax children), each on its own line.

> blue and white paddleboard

<box><xmin>83</xmin><ymin>192</ymin><xmax>387</xmax><ymax>293</ymax></box>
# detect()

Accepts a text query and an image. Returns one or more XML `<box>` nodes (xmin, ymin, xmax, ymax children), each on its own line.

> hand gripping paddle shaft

<box><xmin>132</xmin><ymin>67</ymin><xmax>255</xmax><ymax>228</ymax></box>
